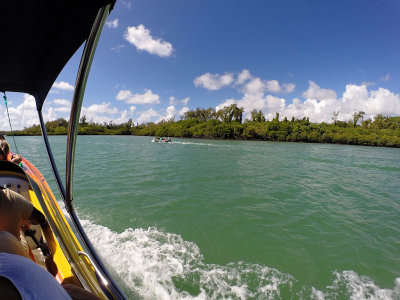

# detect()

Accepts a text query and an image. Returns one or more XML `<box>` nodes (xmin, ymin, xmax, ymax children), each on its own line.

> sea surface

<box><xmin>13</xmin><ymin>135</ymin><xmax>400</xmax><ymax>299</ymax></box>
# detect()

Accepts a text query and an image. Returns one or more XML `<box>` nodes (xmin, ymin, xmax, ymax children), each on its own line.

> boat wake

<box><xmin>173</xmin><ymin>141</ymin><xmax>220</xmax><ymax>147</ymax></box>
<box><xmin>81</xmin><ymin>219</ymin><xmax>400</xmax><ymax>299</ymax></box>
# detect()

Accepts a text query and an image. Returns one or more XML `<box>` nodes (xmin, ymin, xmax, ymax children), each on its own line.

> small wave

<box><xmin>81</xmin><ymin>219</ymin><xmax>400</xmax><ymax>299</ymax></box>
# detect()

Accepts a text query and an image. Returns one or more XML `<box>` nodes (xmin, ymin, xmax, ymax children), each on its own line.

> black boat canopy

<box><xmin>0</xmin><ymin>0</ymin><xmax>115</xmax><ymax>111</ymax></box>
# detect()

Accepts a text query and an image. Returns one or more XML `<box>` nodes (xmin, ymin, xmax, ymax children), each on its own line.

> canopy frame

<box><xmin>37</xmin><ymin>4</ymin><xmax>126</xmax><ymax>300</ymax></box>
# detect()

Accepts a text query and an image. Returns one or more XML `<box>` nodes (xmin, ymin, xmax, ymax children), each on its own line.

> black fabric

<box><xmin>0</xmin><ymin>161</ymin><xmax>26</xmax><ymax>176</ymax></box>
<box><xmin>0</xmin><ymin>0</ymin><xmax>115</xmax><ymax>111</ymax></box>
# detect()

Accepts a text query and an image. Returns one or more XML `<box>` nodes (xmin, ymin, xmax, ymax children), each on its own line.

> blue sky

<box><xmin>1</xmin><ymin>0</ymin><xmax>400</xmax><ymax>130</ymax></box>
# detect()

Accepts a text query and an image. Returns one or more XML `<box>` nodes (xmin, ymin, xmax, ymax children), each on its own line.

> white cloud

<box><xmin>302</xmin><ymin>81</ymin><xmax>336</xmax><ymax>100</ymax></box>
<box><xmin>53</xmin><ymin>99</ymin><xmax>71</xmax><ymax>106</ymax></box>
<box><xmin>194</xmin><ymin>73</ymin><xmax>235</xmax><ymax>90</ymax></box>
<box><xmin>216</xmin><ymin>81</ymin><xmax>400</xmax><ymax>123</ymax></box>
<box><xmin>242</xmin><ymin>77</ymin><xmax>295</xmax><ymax>94</ymax></box>
<box><xmin>124</xmin><ymin>25</ymin><xmax>173</xmax><ymax>57</ymax></box>
<box><xmin>283</xmin><ymin>83</ymin><xmax>296</xmax><ymax>93</ymax></box>
<box><xmin>361</xmin><ymin>81</ymin><xmax>375</xmax><ymax>87</ymax></box>
<box><xmin>179</xmin><ymin>107</ymin><xmax>189</xmax><ymax>117</ymax></box>
<box><xmin>196</xmin><ymin>70</ymin><xmax>295</xmax><ymax>94</ymax></box>
<box><xmin>122</xmin><ymin>0</ymin><xmax>132</xmax><ymax>9</ymax></box>
<box><xmin>169</xmin><ymin>96</ymin><xmax>177</xmax><ymax>105</ymax></box>
<box><xmin>106</xmin><ymin>18</ymin><xmax>119</xmax><ymax>28</ymax></box>
<box><xmin>169</xmin><ymin>96</ymin><xmax>189</xmax><ymax>106</ymax></box>
<box><xmin>52</xmin><ymin>81</ymin><xmax>74</xmax><ymax>91</ymax></box>
<box><xmin>82</xmin><ymin>102</ymin><xmax>117</xmax><ymax>115</ymax></box>
<box><xmin>4</xmin><ymin>79</ymin><xmax>399</xmax><ymax>131</ymax></box>
<box><xmin>111</xmin><ymin>44</ymin><xmax>125</xmax><ymax>52</ymax></box>
<box><xmin>0</xmin><ymin>94</ymin><xmax>39</xmax><ymax>130</ymax></box>
<box><xmin>236</xmin><ymin>69</ymin><xmax>252</xmax><ymax>85</ymax></box>
<box><xmin>164</xmin><ymin>106</ymin><xmax>177</xmax><ymax>121</ymax></box>
<box><xmin>52</xmin><ymin>98</ymin><xmax>71</xmax><ymax>112</ymax></box>
<box><xmin>243</xmin><ymin>78</ymin><xmax>264</xmax><ymax>94</ymax></box>
<box><xmin>169</xmin><ymin>96</ymin><xmax>190</xmax><ymax>106</ymax></box>
<box><xmin>80</xmin><ymin>102</ymin><xmax>129</xmax><ymax>124</ymax></box>
<box><xmin>380</xmin><ymin>73</ymin><xmax>391</xmax><ymax>82</ymax></box>
<box><xmin>181</xmin><ymin>97</ymin><xmax>190</xmax><ymax>106</ymax></box>
<box><xmin>265</xmin><ymin>80</ymin><xmax>282</xmax><ymax>93</ymax></box>
<box><xmin>137</xmin><ymin>109</ymin><xmax>161</xmax><ymax>124</ymax></box>
<box><xmin>116</xmin><ymin>89</ymin><xmax>160</xmax><ymax>104</ymax></box>
<box><xmin>0</xmin><ymin>93</ymin><xmax>159</xmax><ymax>130</ymax></box>
<box><xmin>290</xmin><ymin>84</ymin><xmax>400</xmax><ymax>123</ymax></box>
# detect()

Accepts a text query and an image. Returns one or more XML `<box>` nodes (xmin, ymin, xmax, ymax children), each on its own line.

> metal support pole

<box><xmin>39</xmin><ymin>109</ymin><xmax>67</xmax><ymax>201</ymax></box>
<box><xmin>66</xmin><ymin>5</ymin><xmax>109</xmax><ymax>210</ymax></box>
<box><xmin>64</xmin><ymin>5</ymin><xmax>127</xmax><ymax>299</ymax></box>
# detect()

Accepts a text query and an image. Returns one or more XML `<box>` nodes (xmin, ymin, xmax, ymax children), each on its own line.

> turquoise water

<box><xmin>15</xmin><ymin>136</ymin><xmax>400</xmax><ymax>299</ymax></box>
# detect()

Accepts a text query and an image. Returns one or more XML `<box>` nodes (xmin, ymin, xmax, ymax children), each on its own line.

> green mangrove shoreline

<box><xmin>4</xmin><ymin>109</ymin><xmax>400</xmax><ymax>148</ymax></box>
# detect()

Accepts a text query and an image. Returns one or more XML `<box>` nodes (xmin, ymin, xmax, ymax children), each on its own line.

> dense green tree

<box><xmin>80</xmin><ymin>115</ymin><xmax>88</xmax><ymax>126</ymax></box>
<box><xmin>183</xmin><ymin>107</ymin><xmax>216</xmax><ymax>121</ymax></box>
<box><xmin>216</xmin><ymin>104</ymin><xmax>244</xmax><ymax>123</ymax></box>
<box><xmin>250</xmin><ymin>109</ymin><xmax>266</xmax><ymax>122</ymax></box>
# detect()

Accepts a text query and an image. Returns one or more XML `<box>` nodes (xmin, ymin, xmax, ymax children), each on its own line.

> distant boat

<box><xmin>153</xmin><ymin>137</ymin><xmax>172</xmax><ymax>143</ymax></box>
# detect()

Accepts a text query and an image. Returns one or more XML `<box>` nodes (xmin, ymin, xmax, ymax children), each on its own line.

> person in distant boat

<box><xmin>0</xmin><ymin>139</ymin><xmax>22</xmax><ymax>164</ymax></box>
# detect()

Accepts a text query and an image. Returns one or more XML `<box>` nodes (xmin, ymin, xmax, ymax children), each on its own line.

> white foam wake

<box><xmin>173</xmin><ymin>141</ymin><xmax>220</xmax><ymax>147</ymax></box>
<box><xmin>81</xmin><ymin>219</ymin><xmax>400</xmax><ymax>300</ymax></box>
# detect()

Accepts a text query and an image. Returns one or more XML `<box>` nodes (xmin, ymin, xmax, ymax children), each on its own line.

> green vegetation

<box><xmin>6</xmin><ymin>105</ymin><xmax>400</xmax><ymax>147</ymax></box>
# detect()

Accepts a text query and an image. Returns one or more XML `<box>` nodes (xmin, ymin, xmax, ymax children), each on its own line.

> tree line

<box><xmin>6</xmin><ymin>104</ymin><xmax>400</xmax><ymax>147</ymax></box>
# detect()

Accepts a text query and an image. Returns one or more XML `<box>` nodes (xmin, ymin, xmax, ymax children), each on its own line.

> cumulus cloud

<box><xmin>283</xmin><ymin>83</ymin><xmax>296</xmax><ymax>93</ymax></box>
<box><xmin>137</xmin><ymin>108</ymin><xmax>161</xmax><ymax>124</ymax></box>
<box><xmin>116</xmin><ymin>89</ymin><xmax>160</xmax><ymax>104</ymax></box>
<box><xmin>243</xmin><ymin>78</ymin><xmax>265</xmax><ymax>94</ymax></box>
<box><xmin>265</xmin><ymin>80</ymin><xmax>282</xmax><ymax>93</ymax></box>
<box><xmin>302</xmin><ymin>81</ymin><xmax>336</xmax><ymax>100</ymax></box>
<box><xmin>124</xmin><ymin>25</ymin><xmax>173</xmax><ymax>57</ymax></box>
<box><xmin>52</xmin><ymin>81</ymin><xmax>74</xmax><ymax>92</ymax></box>
<box><xmin>236</xmin><ymin>69</ymin><xmax>252</xmax><ymax>85</ymax></box>
<box><xmin>81</xmin><ymin>102</ymin><xmax>117</xmax><ymax>115</ymax></box>
<box><xmin>164</xmin><ymin>106</ymin><xmax>177</xmax><ymax>120</ymax></box>
<box><xmin>179</xmin><ymin>107</ymin><xmax>189</xmax><ymax>117</ymax></box>
<box><xmin>169</xmin><ymin>96</ymin><xmax>189</xmax><ymax>106</ymax></box>
<box><xmin>242</xmin><ymin>78</ymin><xmax>296</xmax><ymax>94</ymax></box>
<box><xmin>194</xmin><ymin>72</ymin><xmax>235</xmax><ymax>91</ymax></box>
<box><xmin>80</xmin><ymin>102</ymin><xmax>129</xmax><ymax>124</ymax></box>
<box><xmin>216</xmin><ymin>94</ymin><xmax>286</xmax><ymax>121</ymax></box>
<box><xmin>106</xmin><ymin>18</ymin><xmax>119</xmax><ymax>28</ymax></box>
<box><xmin>215</xmin><ymin>80</ymin><xmax>400</xmax><ymax>123</ymax></box>
<box><xmin>195</xmin><ymin>70</ymin><xmax>295</xmax><ymax>94</ymax></box>
<box><xmin>0</xmin><ymin>94</ymin><xmax>39</xmax><ymax>130</ymax></box>
<box><xmin>53</xmin><ymin>99</ymin><xmax>70</xmax><ymax>106</ymax></box>
<box><xmin>45</xmin><ymin>100</ymin><xmax>130</xmax><ymax>126</ymax></box>
<box><xmin>52</xmin><ymin>99</ymin><xmax>71</xmax><ymax>113</ymax></box>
